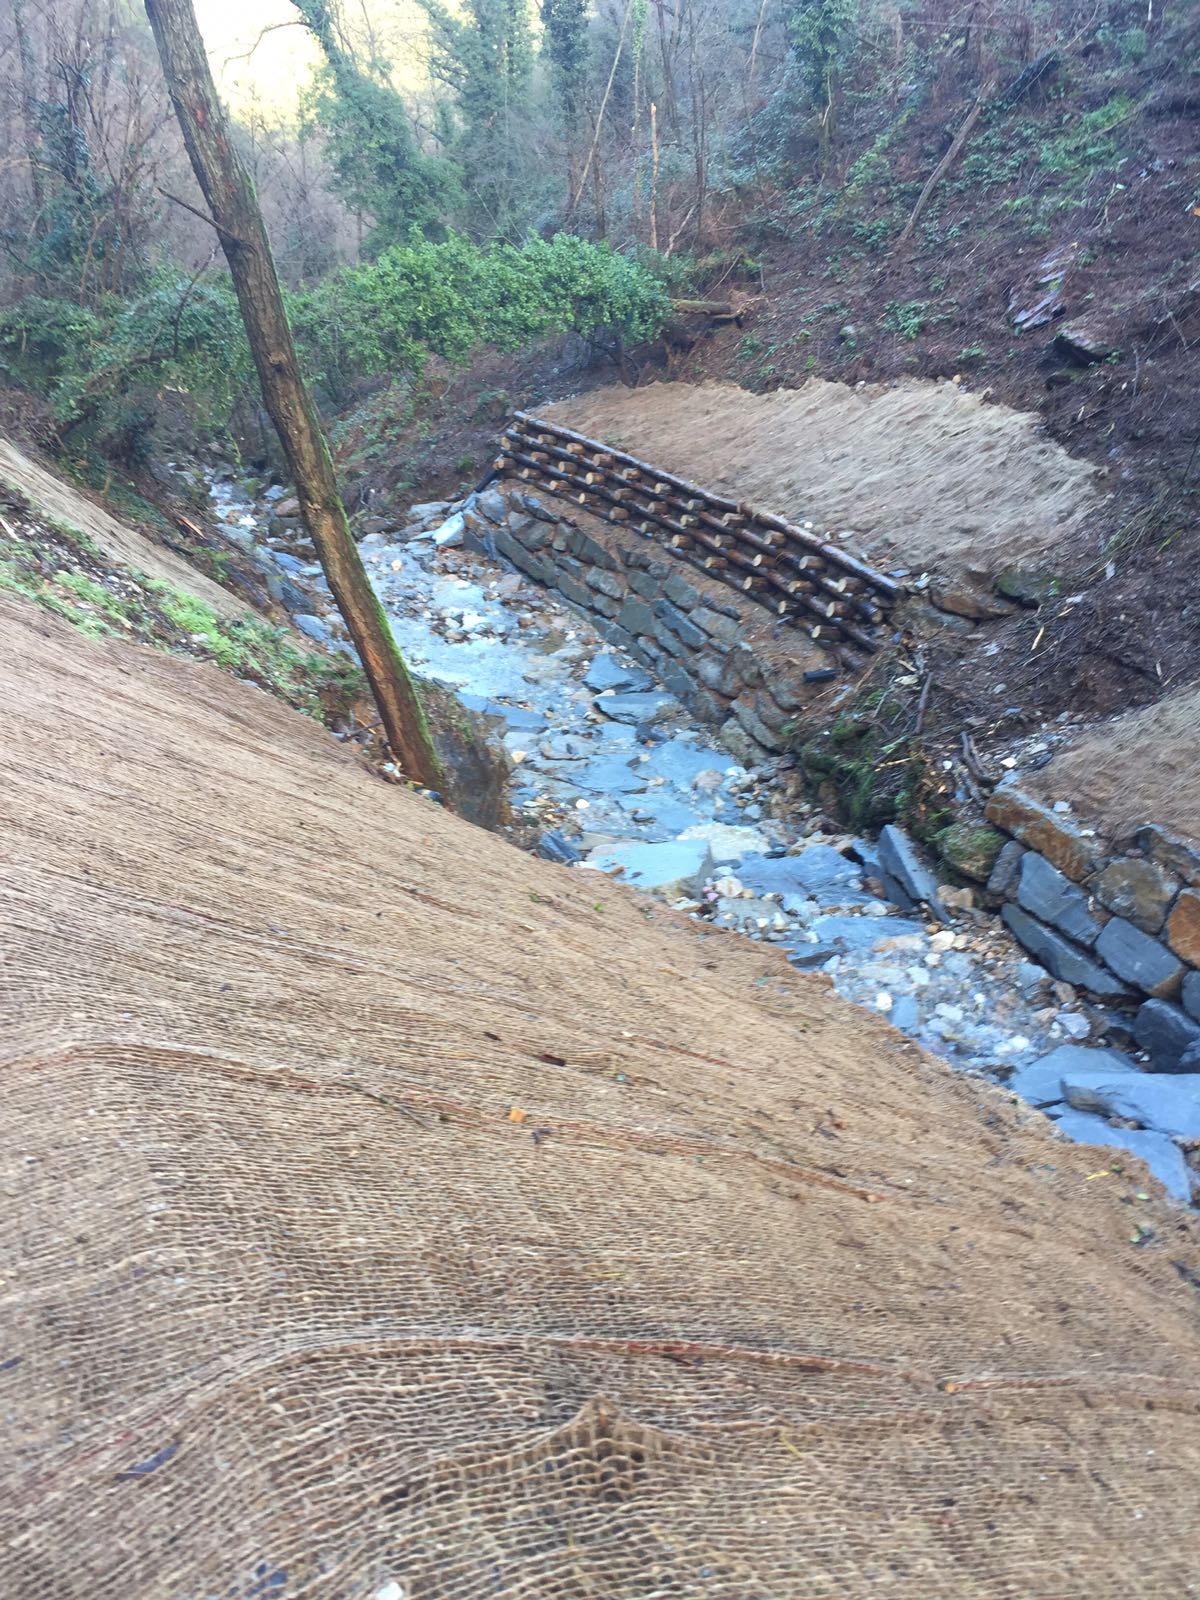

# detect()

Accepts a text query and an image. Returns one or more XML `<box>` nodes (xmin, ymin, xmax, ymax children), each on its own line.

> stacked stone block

<box><xmin>986</xmin><ymin>784</ymin><xmax>1200</xmax><ymax>1065</ymax></box>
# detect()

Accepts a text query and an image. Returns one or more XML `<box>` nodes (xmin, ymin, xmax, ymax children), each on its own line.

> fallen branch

<box><xmin>897</xmin><ymin>80</ymin><xmax>994</xmax><ymax>247</ymax></box>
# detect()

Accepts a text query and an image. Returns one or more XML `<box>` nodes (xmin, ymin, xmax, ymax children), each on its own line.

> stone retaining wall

<box><xmin>983</xmin><ymin>784</ymin><xmax>1200</xmax><ymax>1065</ymax></box>
<box><xmin>461</xmin><ymin>479</ymin><xmax>1200</xmax><ymax>1064</ymax></box>
<box><xmin>462</xmin><ymin>483</ymin><xmax>833</xmax><ymax>764</ymax></box>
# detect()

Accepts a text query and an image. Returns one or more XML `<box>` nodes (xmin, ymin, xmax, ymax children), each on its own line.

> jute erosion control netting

<box><xmin>1</xmin><ymin>589</ymin><xmax>1199</xmax><ymax>1599</ymax></box>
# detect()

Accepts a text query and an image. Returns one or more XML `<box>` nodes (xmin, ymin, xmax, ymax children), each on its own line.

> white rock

<box><xmin>875</xmin><ymin>992</ymin><xmax>894</xmax><ymax>1012</ymax></box>
<box><xmin>1058</xmin><ymin>1012</ymin><xmax>1091</xmax><ymax>1040</ymax></box>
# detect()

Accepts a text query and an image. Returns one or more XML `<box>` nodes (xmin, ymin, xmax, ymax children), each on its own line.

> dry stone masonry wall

<box><xmin>985</xmin><ymin>785</ymin><xmax>1200</xmax><ymax>1067</ymax></box>
<box><xmin>461</xmin><ymin>481</ymin><xmax>838</xmax><ymax>765</ymax></box>
<box><xmin>460</xmin><ymin>427</ymin><xmax>1200</xmax><ymax>1076</ymax></box>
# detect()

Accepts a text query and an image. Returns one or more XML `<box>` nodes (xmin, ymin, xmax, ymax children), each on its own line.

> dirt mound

<box><xmin>544</xmin><ymin>379</ymin><xmax>1107</xmax><ymax>580</ymax></box>
<box><xmin>0</xmin><ymin>436</ymin><xmax>248</xmax><ymax>618</ymax></box>
<box><xmin>2</xmin><ymin>590</ymin><xmax>1199</xmax><ymax>1597</ymax></box>
<box><xmin>1028</xmin><ymin>686</ymin><xmax>1200</xmax><ymax>845</ymax></box>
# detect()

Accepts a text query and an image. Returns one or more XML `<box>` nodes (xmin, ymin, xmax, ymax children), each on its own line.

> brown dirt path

<box><xmin>1</xmin><ymin>591</ymin><xmax>1198</xmax><ymax>1597</ymax></box>
<box><xmin>544</xmin><ymin>378</ymin><xmax>1109</xmax><ymax>580</ymax></box>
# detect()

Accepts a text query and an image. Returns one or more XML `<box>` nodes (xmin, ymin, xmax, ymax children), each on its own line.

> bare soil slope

<box><xmin>0</xmin><ymin>435</ymin><xmax>249</xmax><ymax>618</ymax></box>
<box><xmin>544</xmin><ymin>378</ymin><xmax>1107</xmax><ymax>579</ymax></box>
<box><xmin>1028</xmin><ymin>685</ymin><xmax>1200</xmax><ymax>845</ymax></box>
<box><xmin>2</xmin><ymin>592</ymin><xmax>1199</xmax><ymax>1597</ymax></box>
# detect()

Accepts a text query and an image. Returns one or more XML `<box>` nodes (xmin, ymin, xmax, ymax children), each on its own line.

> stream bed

<box><xmin>207</xmin><ymin>472</ymin><xmax>1195</xmax><ymax>1204</ymax></box>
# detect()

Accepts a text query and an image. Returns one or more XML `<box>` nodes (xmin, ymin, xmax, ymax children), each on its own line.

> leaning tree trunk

<box><xmin>143</xmin><ymin>0</ymin><xmax>447</xmax><ymax>796</ymax></box>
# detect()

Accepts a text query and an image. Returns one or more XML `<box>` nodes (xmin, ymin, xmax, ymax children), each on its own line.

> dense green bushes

<box><xmin>0</xmin><ymin>234</ymin><xmax>670</xmax><ymax>457</ymax></box>
<box><xmin>295</xmin><ymin>232</ymin><xmax>671</xmax><ymax>389</ymax></box>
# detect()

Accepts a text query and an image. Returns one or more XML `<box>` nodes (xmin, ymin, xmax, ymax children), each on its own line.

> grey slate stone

<box><xmin>692</xmin><ymin>606</ymin><xmax>742</xmax><ymax>646</ymax></box>
<box><xmin>270</xmin><ymin>549</ymin><xmax>308</xmax><ymax>576</ymax></box>
<box><xmin>617</xmin><ymin>596</ymin><xmax>656</xmax><ymax>637</ymax></box>
<box><xmin>695</xmin><ymin>652</ymin><xmax>743</xmax><ymax>698</ymax></box>
<box><xmin>1048</xmin><ymin>1108</ymin><xmax>1192</xmax><ymax>1203</ymax></box>
<box><xmin>1094</xmin><ymin>918</ymin><xmax>1185</xmax><ymax>998</ymax></box>
<box><xmin>1134</xmin><ymin>999</ymin><xmax>1200</xmax><ymax>1072</ymax></box>
<box><xmin>568</xmin><ymin>529</ymin><xmax>618</xmax><ymax>571</ymax></box>
<box><xmin>732</xmin><ymin>697</ymin><xmax>786</xmax><ymax>753</ymax></box>
<box><xmin>789</xmin><ymin>914</ymin><xmax>925</xmax><ymax>957</ymax></box>
<box><xmin>600</xmin><ymin>623</ymin><xmax>638</xmax><ymax>656</ymax></box>
<box><xmin>476</xmin><ymin>487</ymin><xmax>509</xmax><ymax>524</ymax></box>
<box><xmin>557</xmin><ymin>577</ymin><xmax>594</xmax><ymax>610</ymax></box>
<box><xmin>653</xmin><ymin>624</ymin><xmax>688</xmax><ymax>658</ymax></box>
<box><xmin>593</xmin><ymin>691</ymin><xmax>674</xmax><ymax>725</ymax></box>
<box><xmin>1182</xmin><ymin>969</ymin><xmax>1200</xmax><ymax>1024</ymax></box>
<box><xmin>589</xmin><ymin>838</ymin><xmax>713</xmax><ymax>897</ymax></box>
<box><xmin>535</xmin><ymin>830</ymin><xmax>583</xmax><ymax>865</ymax></box>
<box><xmin>1061</xmin><ymin>1071</ymin><xmax>1200</xmax><ymax>1139</ymax></box>
<box><xmin>586</xmin><ymin>568</ymin><xmax>625</xmax><ymax>600</ymax></box>
<box><xmin>736</xmin><ymin>846</ymin><xmax>862</xmax><ymax>898</ymax></box>
<box><xmin>1009</xmin><ymin>1043</ymin><xmax>1136</xmax><ymax>1106</ymax></box>
<box><xmin>494</xmin><ymin>528</ymin><xmax>552</xmax><ymax>584</ymax></box>
<box><xmin>890</xmin><ymin>995</ymin><xmax>922</xmax><ymax>1034</ymax></box>
<box><xmin>293</xmin><ymin>613</ymin><xmax>331</xmax><ymax>643</ymax></box>
<box><xmin>508</xmin><ymin>516</ymin><xmax>550</xmax><ymax>551</ymax></box>
<box><xmin>1016</xmin><ymin>852</ymin><xmax>1102</xmax><ymax>945</ymax></box>
<box><xmin>627</xmin><ymin>570</ymin><xmax>659</xmax><ymax>600</ymax></box>
<box><xmin>662</xmin><ymin>572</ymin><xmax>700</xmax><ymax>611</ymax></box>
<box><xmin>878</xmin><ymin>825</ymin><xmax>950</xmax><ymax>922</ymax></box>
<box><xmin>986</xmin><ymin>839</ymin><xmax>1026</xmax><ymax>900</ymax></box>
<box><xmin>653</xmin><ymin>599</ymin><xmax>706</xmax><ymax>649</ymax></box>
<box><xmin>1001</xmin><ymin>905</ymin><xmax>1132</xmax><ymax>999</ymax></box>
<box><xmin>662</xmin><ymin>666</ymin><xmax>697</xmax><ymax>705</ymax></box>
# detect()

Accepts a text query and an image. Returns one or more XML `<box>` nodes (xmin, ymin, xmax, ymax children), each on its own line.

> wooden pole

<box><xmin>143</xmin><ymin>0</ymin><xmax>447</xmax><ymax>797</ymax></box>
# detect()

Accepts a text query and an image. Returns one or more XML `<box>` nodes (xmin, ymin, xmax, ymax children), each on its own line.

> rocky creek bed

<box><xmin>206</xmin><ymin>471</ymin><xmax>1200</xmax><ymax>1207</ymax></box>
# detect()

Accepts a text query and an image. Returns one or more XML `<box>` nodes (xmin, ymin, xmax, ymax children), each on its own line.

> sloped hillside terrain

<box><xmin>543</xmin><ymin>376</ymin><xmax>1108</xmax><ymax>578</ymax></box>
<box><xmin>2</xmin><ymin>588</ymin><xmax>1199</xmax><ymax>1596</ymax></box>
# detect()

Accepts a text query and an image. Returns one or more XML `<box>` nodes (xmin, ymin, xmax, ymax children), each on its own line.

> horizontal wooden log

<box><xmin>499</xmin><ymin>440</ymin><xmax>880</xmax><ymax>650</ymax></box>
<box><xmin>514</xmin><ymin>409</ymin><xmax>901</xmax><ymax>600</ymax></box>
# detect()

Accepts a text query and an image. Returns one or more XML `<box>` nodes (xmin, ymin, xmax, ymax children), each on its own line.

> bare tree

<box><xmin>143</xmin><ymin>0</ymin><xmax>447</xmax><ymax>796</ymax></box>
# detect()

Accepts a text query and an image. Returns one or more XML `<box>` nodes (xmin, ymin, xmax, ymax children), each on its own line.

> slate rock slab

<box><xmin>594</xmin><ymin>691</ymin><xmax>675</xmax><ymax>725</ymax></box>
<box><xmin>588</xmin><ymin>839</ymin><xmax>714</xmax><ymax>898</ymax></box>
<box><xmin>676</xmin><ymin>822</ymin><xmax>769</xmax><ymax>864</ymax></box>
<box><xmin>1016</xmin><ymin>852</ymin><xmax>1101</xmax><ymax>945</ymax></box>
<box><xmin>792</xmin><ymin>914</ymin><xmax>925</xmax><ymax>957</ymax></box>
<box><xmin>1008</xmin><ymin>1044</ymin><xmax>1136</xmax><ymax>1106</ymax></box>
<box><xmin>641</xmin><ymin>739</ymin><xmax>726</xmax><ymax>788</ymax></box>
<box><xmin>1133</xmin><ymin>999</ymin><xmax>1200</xmax><ymax>1073</ymax></box>
<box><xmin>1048</xmin><ymin>1108</ymin><xmax>1192</xmax><ymax>1203</ymax></box>
<box><xmin>1061</xmin><ymin>1071</ymin><xmax>1200</xmax><ymax>1140</ymax></box>
<box><xmin>877</xmin><ymin>825</ymin><xmax>949</xmax><ymax>921</ymax></box>
<box><xmin>584</xmin><ymin>653</ymin><xmax>653</xmax><ymax>695</ymax></box>
<box><xmin>570</xmin><ymin>756</ymin><xmax>649</xmax><ymax>795</ymax></box>
<box><xmin>1001</xmin><ymin>905</ymin><xmax>1131</xmax><ymax>999</ymax></box>
<box><xmin>293</xmin><ymin>613</ymin><xmax>331</xmax><ymax>643</ymax></box>
<box><xmin>1094</xmin><ymin>917</ymin><xmax>1184</xmax><ymax>998</ymax></box>
<box><xmin>736</xmin><ymin>846</ymin><xmax>863</xmax><ymax>899</ymax></box>
<box><xmin>536</xmin><ymin>831</ymin><xmax>583</xmax><ymax>865</ymax></box>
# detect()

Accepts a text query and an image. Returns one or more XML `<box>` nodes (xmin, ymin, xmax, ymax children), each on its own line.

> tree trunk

<box><xmin>142</xmin><ymin>0</ymin><xmax>446</xmax><ymax>797</ymax></box>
